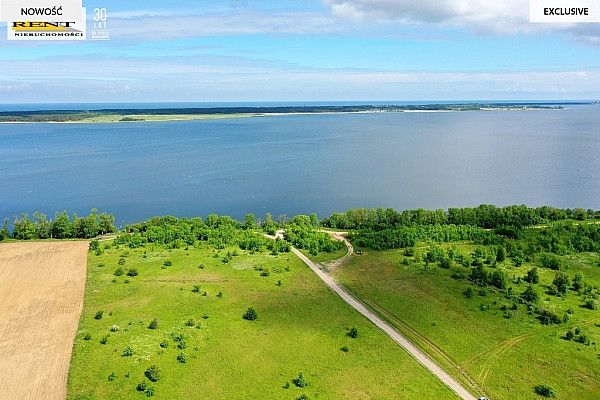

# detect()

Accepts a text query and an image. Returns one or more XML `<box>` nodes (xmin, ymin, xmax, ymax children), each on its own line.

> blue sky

<box><xmin>0</xmin><ymin>0</ymin><xmax>599</xmax><ymax>103</ymax></box>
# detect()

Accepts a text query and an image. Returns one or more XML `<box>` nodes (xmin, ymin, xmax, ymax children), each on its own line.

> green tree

<box><xmin>523</xmin><ymin>267</ymin><xmax>540</xmax><ymax>284</ymax></box>
<box><xmin>521</xmin><ymin>285</ymin><xmax>539</xmax><ymax>303</ymax></box>
<box><xmin>51</xmin><ymin>211</ymin><xmax>73</xmax><ymax>238</ymax></box>
<box><xmin>572</xmin><ymin>272</ymin><xmax>584</xmax><ymax>291</ymax></box>
<box><xmin>496</xmin><ymin>245</ymin><xmax>506</xmax><ymax>262</ymax></box>
<box><xmin>99</xmin><ymin>212</ymin><xmax>115</xmax><ymax>234</ymax></box>
<box><xmin>243</xmin><ymin>214</ymin><xmax>256</xmax><ymax>229</ymax></box>
<box><xmin>552</xmin><ymin>272</ymin><xmax>570</xmax><ymax>294</ymax></box>
<box><xmin>243</xmin><ymin>307</ymin><xmax>257</xmax><ymax>321</ymax></box>
<box><xmin>13</xmin><ymin>213</ymin><xmax>35</xmax><ymax>240</ymax></box>
<box><xmin>0</xmin><ymin>219</ymin><xmax>8</xmax><ymax>241</ymax></box>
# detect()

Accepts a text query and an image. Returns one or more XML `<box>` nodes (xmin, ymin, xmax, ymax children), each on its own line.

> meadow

<box><xmin>67</xmin><ymin>239</ymin><xmax>457</xmax><ymax>399</ymax></box>
<box><xmin>332</xmin><ymin>240</ymin><xmax>600</xmax><ymax>399</ymax></box>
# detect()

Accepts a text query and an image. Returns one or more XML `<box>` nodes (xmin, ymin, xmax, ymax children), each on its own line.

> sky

<box><xmin>0</xmin><ymin>0</ymin><xmax>599</xmax><ymax>103</ymax></box>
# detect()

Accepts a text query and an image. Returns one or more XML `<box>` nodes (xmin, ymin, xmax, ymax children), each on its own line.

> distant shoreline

<box><xmin>0</xmin><ymin>102</ymin><xmax>584</xmax><ymax>123</ymax></box>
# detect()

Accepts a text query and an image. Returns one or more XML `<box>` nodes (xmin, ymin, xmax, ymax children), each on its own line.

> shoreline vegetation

<box><xmin>0</xmin><ymin>102</ymin><xmax>579</xmax><ymax>123</ymax></box>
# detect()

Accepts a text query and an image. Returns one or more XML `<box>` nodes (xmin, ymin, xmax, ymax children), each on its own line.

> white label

<box><xmin>0</xmin><ymin>0</ymin><xmax>82</xmax><ymax>22</ymax></box>
<box><xmin>530</xmin><ymin>0</ymin><xmax>600</xmax><ymax>22</ymax></box>
<box><xmin>6</xmin><ymin>7</ymin><xmax>86</xmax><ymax>41</ymax></box>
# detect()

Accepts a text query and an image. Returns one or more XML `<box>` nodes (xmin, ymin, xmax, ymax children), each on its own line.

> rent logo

<box><xmin>1</xmin><ymin>0</ymin><xmax>86</xmax><ymax>40</ymax></box>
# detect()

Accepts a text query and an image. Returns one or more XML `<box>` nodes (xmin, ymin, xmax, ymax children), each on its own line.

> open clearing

<box><xmin>0</xmin><ymin>241</ymin><xmax>89</xmax><ymax>400</ymax></box>
<box><xmin>67</xmin><ymin>241</ymin><xmax>457</xmax><ymax>399</ymax></box>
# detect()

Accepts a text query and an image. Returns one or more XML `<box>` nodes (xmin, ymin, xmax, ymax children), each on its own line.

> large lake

<box><xmin>1</xmin><ymin>105</ymin><xmax>599</xmax><ymax>226</ymax></box>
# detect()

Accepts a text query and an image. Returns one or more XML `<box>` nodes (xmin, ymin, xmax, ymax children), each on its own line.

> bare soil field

<box><xmin>0</xmin><ymin>241</ymin><xmax>89</xmax><ymax>400</ymax></box>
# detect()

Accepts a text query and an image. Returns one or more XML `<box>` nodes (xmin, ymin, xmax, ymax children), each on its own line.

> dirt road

<box><xmin>272</xmin><ymin>230</ymin><xmax>476</xmax><ymax>400</ymax></box>
<box><xmin>0</xmin><ymin>241</ymin><xmax>89</xmax><ymax>400</ymax></box>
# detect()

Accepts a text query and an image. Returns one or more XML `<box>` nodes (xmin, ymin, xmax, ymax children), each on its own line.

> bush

<box><xmin>100</xmin><ymin>335</ymin><xmax>108</xmax><ymax>345</ymax></box>
<box><xmin>118</xmin><ymin>258</ymin><xmax>126</xmax><ymax>265</ymax></box>
<box><xmin>127</xmin><ymin>268</ymin><xmax>138</xmax><ymax>277</ymax></box>
<box><xmin>565</xmin><ymin>330</ymin><xmax>574</xmax><ymax>340</ymax></box>
<box><xmin>534</xmin><ymin>384</ymin><xmax>556</xmax><ymax>397</ymax></box>
<box><xmin>340</xmin><ymin>345</ymin><xmax>349</xmax><ymax>352</ymax></box>
<box><xmin>537</xmin><ymin>309</ymin><xmax>561</xmax><ymax>325</ymax></box>
<box><xmin>114</xmin><ymin>267</ymin><xmax>124</xmax><ymax>276</ymax></box>
<box><xmin>177</xmin><ymin>352</ymin><xmax>187</xmax><ymax>364</ymax></box>
<box><xmin>148</xmin><ymin>318</ymin><xmax>158</xmax><ymax>329</ymax></box>
<box><xmin>83</xmin><ymin>332</ymin><xmax>92</xmax><ymax>340</ymax></box>
<box><xmin>144</xmin><ymin>365</ymin><xmax>160</xmax><ymax>382</ymax></box>
<box><xmin>463</xmin><ymin>287</ymin><xmax>474</xmax><ymax>298</ymax></box>
<box><xmin>185</xmin><ymin>318</ymin><xmax>195</xmax><ymax>327</ymax></box>
<box><xmin>94</xmin><ymin>310</ymin><xmax>104</xmax><ymax>320</ymax></box>
<box><xmin>177</xmin><ymin>340</ymin><xmax>187</xmax><ymax>350</ymax></box>
<box><xmin>110</xmin><ymin>325</ymin><xmax>119</xmax><ymax>332</ymax></box>
<box><xmin>108</xmin><ymin>372</ymin><xmax>116</xmax><ymax>381</ymax></box>
<box><xmin>137</xmin><ymin>380</ymin><xmax>147</xmax><ymax>391</ymax></box>
<box><xmin>297</xmin><ymin>395</ymin><xmax>309</xmax><ymax>400</ymax></box>
<box><xmin>145</xmin><ymin>387</ymin><xmax>155</xmax><ymax>397</ymax></box>
<box><xmin>192</xmin><ymin>285</ymin><xmax>201</xmax><ymax>293</ymax></box>
<box><xmin>163</xmin><ymin>260</ymin><xmax>172</xmax><ymax>266</ymax></box>
<box><xmin>583</xmin><ymin>299</ymin><xmax>597</xmax><ymax>310</ymax></box>
<box><xmin>293</xmin><ymin>372</ymin><xmax>308</xmax><ymax>388</ymax></box>
<box><xmin>159</xmin><ymin>339</ymin><xmax>169</xmax><ymax>348</ymax></box>
<box><xmin>348</xmin><ymin>327</ymin><xmax>359</xmax><ymax>338</ymax></box>
<box><xmin>243</xmin><ymin>307</ymin><xmax>258</xmax><ymax>321</ymax></box>
<box><xmin>122</xmin><ymin>346</ymin><xmax>133</xmax><ymax>356</ymax></box>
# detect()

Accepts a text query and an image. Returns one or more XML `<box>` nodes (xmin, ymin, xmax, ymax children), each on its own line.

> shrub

<box><xmin>534</xmin><ymin>384</ymin><xmax>556</xmax><ymax>397</ymax></box>
<box><xmin>110</xmin><ymin>325</ymin><xmax>119</xmax><ymax>332</ymax></box>
<box><xmin>83</xmin><ymin>332</ymin><xmax>92</xmax><ymax>340</ymax></box>
<box><xmin>136</xmin><ymin>380</ymin><xmax>147</xmax><ymax>391</ymax></box>
<box><xmin>583</xmin><ymin>299</ymin><xmax>597</xmax><ymax>310</ymax></box>
<box><xmin>172</xmin><ymin>332</ymin><xmax>185</xmax><ymax>342</ymax></box>
<box><xmin>127</xmin><ymin>268</ymin><xmax>138</xmax><ymax>277</ymax></box>
<box><xmin>108</xmin><ymin>372</ymin><xmax>116</xmax><ymax>381</ymax></box>
<box><xmin>297</xmin><ymin>395</ymin><xmax>310</xmax><ymax>400</ymax></box>
<box><xmin>94</xmin><ymin>310</ymin><xmax>104</xmax><ymax>320</ymax></box>
<box><xmin>185</xmin><ymin>318</ymin><xmax>195</xmax><ymax>327</ymax></box>
<box><xmin>537</xmin><ymin>309</ymin><xmax>561</xmax><ymax>325</ymax></box>
<box><xmin>348</xmin><ymin>327</ymin><xmax>359</xmax><ymax>338</ymax></box>
<box><xmin>177</xmin><ymin>352</ymin><xmax>187</xmax><ymax>364</ymax></box>
<box><xmin>100</xmin><ymin>335</ymin><xmax>108</xmax><ymax>345</ymax></box>
<box><xmin>216</xmin><ymin>291</ymin><xmax>223</xmax><ymax>298</ymax></box>
<box><xmin>163</xmin><ymin>260</ymin><xmax>172</xmax><ymax>266</ymax></box>
<box><xmin>145</xmin><ymin>387</ymin><xmax>155</xmax><ymax>397</ymax></box>
<box><xmin>98</xmin><ymin>263</ymin><xmax>105</xmax><ymax>268</ymax></box>
<box><xmin>159</xmin><ymin>340</ymin><xmax>169</xmax><ymax>349</ymax></box>
<box><xmin>202</xmin><ymin>313</ymin><xmax>209</xmax><ymax>319</ymax></box>
<box><xmin>293</xmin><ymin>372</ymin><xmax>309</xmax><ymax>388</ymax></box>
<box><xmin>463</xmin><ymin>287</ymin><xmax>474</xmax><ymax>298</ymax></box>
<box><xmin>260</xmin><ymin>269</ymin><xmax>270</xmax><ymax>277</ymax></box>
<box><xmin>340</xmin><ymin>345</ymin><xmax>349</xmax><ymax>352</ymax></box>
<box><xmin>243</xmin><ymin>307</ymin><xmax>258</xmax><ymax>321</ymax></box>
<box><xmin>144</xmin><ymin>365</ymin><xmax>160</xmax><ymax>382</ymax></box>
<box><xmin>192</xmin><ymin>285</ymin><xmax>201</xmax><ymax>293</ymax></box>
<box><xmin>565</xmin><ymin>330</ymin><xmax>574</xmax><ymax>340</ymax></box>
<box><xmin>118</xmin><ymin>258</ymin><xmax>126</xmax><ymax>265</ymax></box>
<box><xmin>122</xmin><ymin>346</ymin><xmax>133</xmax><ymax>356</ymax></box>
<box><xmin>177</xmin><ymin>340</ymin><xmax>187</xmax><ymax>350</ymax></box>
<box><xmin>541</xmin><ymin>254</ymin><xmax>561</xmax><ymax>270</ymax></box>
<box><xmin>114</xmin><ymin>267</ymin><xmax>124</xmax><ymax>276</ymax></box>
<box><xmin>523</xmin><ymin>267</ymin><xmax>540</xmax><ymax>284</ymax></box>
<box><xmin>148</xmin><ymin>318</ymin><xmax>158</xmax><ymax>329</ymax></box>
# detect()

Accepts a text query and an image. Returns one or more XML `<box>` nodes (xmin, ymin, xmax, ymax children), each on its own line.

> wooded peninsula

<box><xmin>0</xmin><ymin>102</ymin><xmax>576</xmax><ymax>123</ymax></box>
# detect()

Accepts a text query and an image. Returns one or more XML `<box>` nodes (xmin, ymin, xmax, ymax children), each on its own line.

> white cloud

<box><xmin>324</xmin><ymin>0</ymin><xmax>600</xmax><ymax>42</ymax></box>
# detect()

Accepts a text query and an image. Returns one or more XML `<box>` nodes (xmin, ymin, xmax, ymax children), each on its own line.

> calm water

<box><xmin>1</xmin><ymin>105</ymin><xmax>599</xmax><ymax>226</ymax></box>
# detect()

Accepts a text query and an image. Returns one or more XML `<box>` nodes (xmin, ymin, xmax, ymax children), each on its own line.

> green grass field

<box><xmin>332</xmin><ymin>245</ymin><xmax>600</xmax><ymax>399</ymax></box>
<box><xmin>67</xmin><ymin>241</ymin><xmax>458</xmax><ymax>399</ymax></box>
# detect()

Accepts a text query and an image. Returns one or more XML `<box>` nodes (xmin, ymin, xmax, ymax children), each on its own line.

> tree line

<box><xmin>321</xmin><ymin>204</ymin><xmax>599</xmax><ymax>231</ymax></box>
<box><xmin>0</xmin><ymin>209</ymin><xmax>115</xmax><ymax>240</ymax></box>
